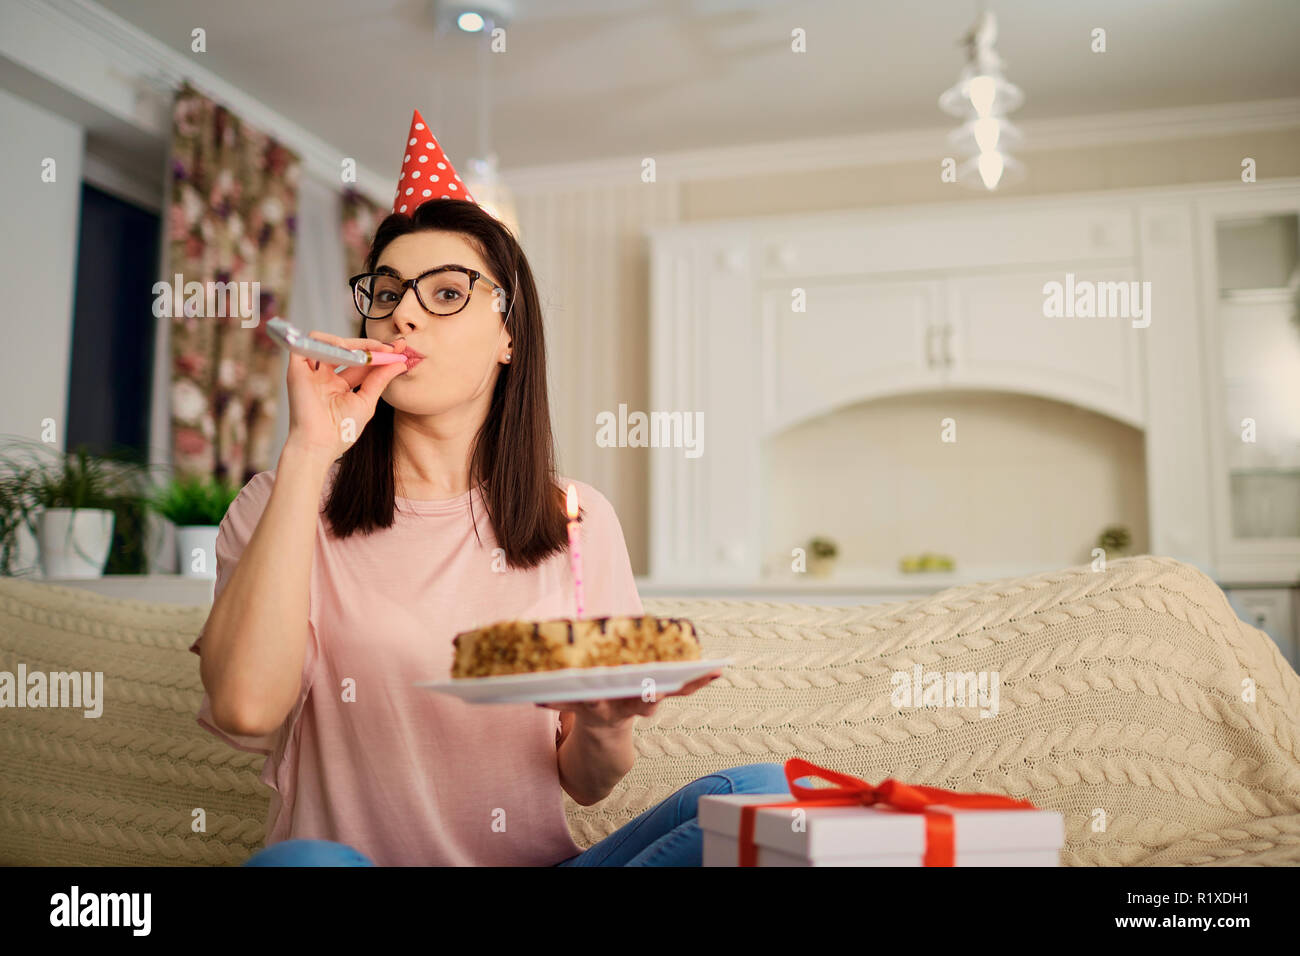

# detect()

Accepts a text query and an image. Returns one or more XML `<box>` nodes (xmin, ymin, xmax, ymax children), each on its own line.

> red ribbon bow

<box><xmin>737</xmin><ymin>757</ymin><xmax>1039</xmax><ymax>866</ymax></box>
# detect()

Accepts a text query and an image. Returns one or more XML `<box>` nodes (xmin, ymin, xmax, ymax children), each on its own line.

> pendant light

<box><xmin>459</xmin><ymin>1</ymin><xmax>521</xmax><ymax>236</ymax></box>
<box><xmin>938</xmin><ymin>7</ymin><xmax>1026</xmax><ymax>190</ymax></box>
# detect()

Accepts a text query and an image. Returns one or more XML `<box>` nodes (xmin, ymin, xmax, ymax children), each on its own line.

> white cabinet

<box><xmin>646</xmin><ymin>181</ymin><xmax>1300</xmax><ymax>586</ymax></box>
<box><xmin>752</xmin><ymin>204</ymin><xmax>1135</xmax><ymax>279</ymax></box>
<box><xmin>1196</xmin><ymin>195</ymin><xmax>1300</xmax><ymax>582</ymax></box>
<box><xmin>944</xmin><ymin>270</ymin><xmax>1145</xmax><ymax>428</ymax></box>
<box><xmin>760</xmin><ymin>279</ymin><xmax>941</xmax><ymax>434</ymax></box>
<box><xmin>757</xmin><ymin>268</ymin><xmax>1147</xmax><ymax>436</ymax></box>
<box><xmin>649</xmin><ymin>238</ymin><xmax>762</xmax><ymax>583</ymax></box>
<box><xmin>1225</xmin><ymin>587</ymin><xmax>1298</xmax><ymax>668</ymax></box>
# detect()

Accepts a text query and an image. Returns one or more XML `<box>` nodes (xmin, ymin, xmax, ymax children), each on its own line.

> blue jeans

<box><xmin>241</xmin><ymin>761</ymin><xmax>793</xmax><ymax>867</ymax></box>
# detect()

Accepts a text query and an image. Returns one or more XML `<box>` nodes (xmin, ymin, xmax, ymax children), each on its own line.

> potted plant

<box><xmin>22</xmin><ymin>444</ymin><xmax>128</xmax><ymax>578</ymax></box>
<box><xmin>0</xmin><ymin>438</ymin><xmax>168</xmax><ymax>578</ymax></box>
<box><xmin>1096</xmin><ymin>524</ymin><xmax>1132</xmax><ymax>558</ymax></box>
<box><xmin>807</xmin><ymin>536</ymin><xmax>839</xmax><ymax>577</ymax></box>
<box><xmin>149</xmin><ymin>475</ymin><xmax>240</xmax><ymax>579</ymax></box>
<box><xmin>0</xmin><ymin>458</ymin><xmax>36</xmax><ymax>577</ymax></box>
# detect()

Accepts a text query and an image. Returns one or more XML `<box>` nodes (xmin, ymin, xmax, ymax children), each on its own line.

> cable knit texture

<box><xmin>1</xmin><ymin>555</ymin><xmax>1297</xmax><ymax>866</ymax></box>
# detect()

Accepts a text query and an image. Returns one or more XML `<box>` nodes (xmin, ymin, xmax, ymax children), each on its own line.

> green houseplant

<box><xmin>0</xmin><ymin>440</ymin><xmax>136</xmax><ymax>578</ymax></box>
<box><xmin>1096</xmin><ymin>524</ymin><xmax>1132</xmax><ymax>557</ymax></box>
<box><xmin>807</xmin><ymin>536</ymin><xmax>839</xmax><ymax>577</ymax></box>
<box><xmin>0</xmin><ymin>438</ymin><xmax>157</xmax><ymax>578</ymax></box>
<box><xmin>149</xmin><ymin>475</ymin><xmax>240</xmax><ymax>579</ymax></box>
<box><xmin>0</xmin><ymin>460</ymin><xmax>36</xmax><ymax>577</ymax></box>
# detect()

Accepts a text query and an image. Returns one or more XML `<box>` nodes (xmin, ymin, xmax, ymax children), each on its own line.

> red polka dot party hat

<box><xmin>391</xmin><ymin>109</ymin><xmax>476</xmax><ymax>215</ymax></box>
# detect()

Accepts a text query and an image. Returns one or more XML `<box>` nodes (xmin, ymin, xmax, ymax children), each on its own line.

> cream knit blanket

<box><xmin>574</xmin><ymin>556</ymin><xmax>1300</xmax><ymax>866</ymax></box>
<box><xmin>1</xmin><ymin>555</ymin><xmax>1297</xmax><ymax>865</ymax></box>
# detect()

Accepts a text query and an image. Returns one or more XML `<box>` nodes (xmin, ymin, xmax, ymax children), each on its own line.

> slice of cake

<box><xmin>451</xmin><ymin>615</ymin><xmax>701</xmax><ymax>678</ymax></box>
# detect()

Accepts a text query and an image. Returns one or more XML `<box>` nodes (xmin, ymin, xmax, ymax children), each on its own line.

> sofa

<box><xmin>2</xmin><ymin>554</ymin><xmax>1298</xmax><ymax>866</ymax></box>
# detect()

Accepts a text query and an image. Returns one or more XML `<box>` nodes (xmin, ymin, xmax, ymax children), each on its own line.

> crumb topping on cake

<box><xmin>451</xmin><ymin>615</ymin><xmax>701</xmax><ymax>678</ymax></box>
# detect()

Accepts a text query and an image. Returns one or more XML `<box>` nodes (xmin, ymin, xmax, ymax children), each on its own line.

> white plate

<box><xmin>415</xmin><ymin>658</ymin><xmax>732</xmax><ymax>705</ymax></box>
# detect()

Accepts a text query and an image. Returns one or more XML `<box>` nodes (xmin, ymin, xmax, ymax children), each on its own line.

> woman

<box><xmin>192</xmin><ymin>197</ymin><xmax>789</xmax><ymax>866</ymax></box>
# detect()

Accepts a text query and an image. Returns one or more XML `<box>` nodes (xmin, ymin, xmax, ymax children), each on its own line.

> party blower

<box><xmin>265</xmin><ymin>318</ymin><xmax>410</xmax><ymax>374</ymax></box>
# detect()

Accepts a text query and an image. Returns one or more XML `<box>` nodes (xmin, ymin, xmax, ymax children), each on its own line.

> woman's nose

<box><xmin>392</xmin><ymin>285</ymin><xmax>426</xmax><ymax>329</ymax></box>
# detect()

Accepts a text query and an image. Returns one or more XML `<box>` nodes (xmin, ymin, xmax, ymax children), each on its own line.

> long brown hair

<box><xmin>322</xmin><ymin>199</ymin><xmax>573</xmax><ymax>569</ymax></box>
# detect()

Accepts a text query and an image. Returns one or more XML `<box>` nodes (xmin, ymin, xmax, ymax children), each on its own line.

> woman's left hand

<box><xmin>534</xmin><ymin>670</ymin><xmax>722</xmax><ymax>727</ymax></box>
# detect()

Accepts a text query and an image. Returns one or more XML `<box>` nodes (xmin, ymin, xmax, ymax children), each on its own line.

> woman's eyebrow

<box><xmin>374</xmin><ymin>263</ymin><xmax>477</xmax><ymax>278</ymax></box>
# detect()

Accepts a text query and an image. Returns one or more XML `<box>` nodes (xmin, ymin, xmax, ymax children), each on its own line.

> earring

<box><xmin>504</xmin><ymin>352</ymin><xmax>512</xmax><ymax>363</ymax></box>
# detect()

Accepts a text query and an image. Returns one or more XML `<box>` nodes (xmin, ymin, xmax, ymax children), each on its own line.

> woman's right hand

<box><xmin>284</xmin><ymin>332</ymin><xmax>409</xmax><ymax>462</ymax></box>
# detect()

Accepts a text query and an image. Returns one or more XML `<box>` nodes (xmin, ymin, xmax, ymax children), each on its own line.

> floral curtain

<box><xmin>167</xmin><ymin>82</ymin><xmax>301</xmax><ymax>486</ymax></box>
<box><xmin>341</xmin><ymin>187</ymin><xmax>386</xmax><ymax>332</ymax></box>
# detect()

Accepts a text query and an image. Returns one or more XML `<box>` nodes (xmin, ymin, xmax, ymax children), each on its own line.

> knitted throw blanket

<box><xmin>585</xmin><ymin>556</ymin><xmax>1300</xmax><ymax>865</ymax></box>
<box><xmin>1</xmin><ymin>556</ymin><xmax>1296</xmax><ymax>865</ymax></box>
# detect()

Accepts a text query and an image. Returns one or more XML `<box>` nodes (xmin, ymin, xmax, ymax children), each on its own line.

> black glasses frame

<box><xmin>349</xmin><ymin>265</ymin><xmax>506</xmax><ymax>319</ymax></box>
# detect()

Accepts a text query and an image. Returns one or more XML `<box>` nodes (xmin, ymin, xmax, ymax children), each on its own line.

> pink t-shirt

<box><xmin>189</xmin><ymin>460</ymin><xmax>643</xmax><ymax>866</ymax></box>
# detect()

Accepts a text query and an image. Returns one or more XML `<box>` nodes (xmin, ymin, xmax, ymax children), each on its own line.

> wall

<box><xmin>0</xmin><ymin>88</ymin><xmax>84</xmax><ymax>573</ymax></box>
<box><xmin>0</xmin><ymin>88</ymin><xmax>84</xmax><ymax>445</ymax></box>
<box><xmin>512</xmin><ymin>182</ymin><xmax>679</xmax><ymax>567</ymax></box>
<box><xmin>680</xmin><ymin>129</ymin><xmax>1300</xmax><ymax>220</ymax></box>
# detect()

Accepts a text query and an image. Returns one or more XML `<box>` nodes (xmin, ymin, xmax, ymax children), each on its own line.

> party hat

<box><xmin>391</xmin><ymin>109</ymin><xmax>476</xmax><ymax>215</ymax></box>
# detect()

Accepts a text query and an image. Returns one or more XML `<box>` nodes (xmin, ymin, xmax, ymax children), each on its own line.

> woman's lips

<box><xmin>392</xmin><ymin>342</ymin><xmax>424</xmax><ymax>369</ymax></box>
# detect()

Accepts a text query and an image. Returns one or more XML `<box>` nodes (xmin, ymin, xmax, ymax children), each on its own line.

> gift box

<box><xmin>698</xmin><ymin>759</ymin><xmax>1065</xmax><ymax>867</ymax></box>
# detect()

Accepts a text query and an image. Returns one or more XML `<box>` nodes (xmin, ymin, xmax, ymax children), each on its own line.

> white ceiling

<box><xmin>95</xmin><ymin>0</ymin><xmax>1300</xmax><ymax>175</ymax></box>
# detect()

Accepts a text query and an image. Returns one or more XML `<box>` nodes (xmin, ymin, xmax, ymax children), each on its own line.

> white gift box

<box><xmin>699</xmin><ymin>793</ymin><xmax>1065</xmax><ymax>866</ymax></box>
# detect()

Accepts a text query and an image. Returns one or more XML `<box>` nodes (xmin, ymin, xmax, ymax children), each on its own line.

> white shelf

<box><xmin>635</xmin><ymin>564</ymin><xmax>1053</xmax><ymax>602</ymax></box>
<box><xmin>36</xmin><ymin>575</ymin><xmax>216</xmax><ymax>605</ymax></box>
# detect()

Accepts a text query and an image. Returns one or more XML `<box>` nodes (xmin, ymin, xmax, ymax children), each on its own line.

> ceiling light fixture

<box><xmin>457</xmin><ymin>12</ymin><xmax>485</xmax><ymax>32</ymax></box>
<box><xmin>429</xmin><ymin>0</ymin><xmax>521</xmax><ymax>236</ymax></box>
<box><xmin>431</xmin><ymin>0</ymin><xmax>514</xmax><ymax>34</ymax></box>
<box><xmin>939</xmin><ymin>7</ymin><xmax>1026</xmax><ymax>191</ymax></box>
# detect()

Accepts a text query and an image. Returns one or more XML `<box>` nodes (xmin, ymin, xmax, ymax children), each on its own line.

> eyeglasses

<box><xmin>349</xmin><ymin>266</ymin><xmax>506</xmax><ymax>319</ymax></box>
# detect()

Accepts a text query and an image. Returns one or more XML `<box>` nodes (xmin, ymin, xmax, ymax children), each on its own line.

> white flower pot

<box><xmin>37</xmin><ymin>508</ymin><xmax>116</xmax><ymax>579</ymax></box>
<box><xmin>809</xmin><ymin>555</ymin><xmax>836</xmax><ymax>578</ymax></box>
<box><xmin>176</xmin><ymin>525</ymin><xmax>220</xmax><ymax>579</ymax></box>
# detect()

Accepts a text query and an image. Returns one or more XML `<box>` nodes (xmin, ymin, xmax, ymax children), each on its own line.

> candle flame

<box><xmin>566</xmin><ymin>483</ymin><xmax>579</xmax><ymax>519</ymax></box>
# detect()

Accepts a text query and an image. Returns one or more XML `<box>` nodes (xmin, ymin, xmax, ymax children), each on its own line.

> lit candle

<box><xmin>566</xmin><ymin>483</ymin><xmax>585</xmax><ymax>619</ymax></box>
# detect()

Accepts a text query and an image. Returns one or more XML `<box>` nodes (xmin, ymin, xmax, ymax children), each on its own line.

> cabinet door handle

<box><xmin>943</xmin><ymin>324</ymin><xmax>954</xmax><ymax>367</ymax></box>
<box><xmin>925</xmin><ymin>325</ymin><xmax>938</xmax><ymax>368</ymax></box>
